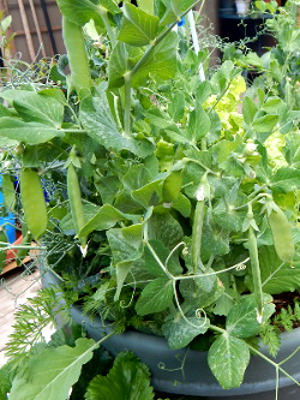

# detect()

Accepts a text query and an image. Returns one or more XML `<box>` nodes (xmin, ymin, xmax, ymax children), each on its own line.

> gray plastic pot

<box><xmin>42</xmin><ymin>269</ymin><xmax>300</xmax><ymax>398</ymax></box>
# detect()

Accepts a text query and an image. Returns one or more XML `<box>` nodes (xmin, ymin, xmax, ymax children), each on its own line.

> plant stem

<box><xmin>99</xmin><ymin>7</ymin><xmax>116</xmax><ymax>47</ymax></box>
<box><xmin>124</xmin><ymin>73</ymin><xmax>132</xmax><ymax>136</ymax></box>
<box><xmin>192</xmin><ymin>195</ymin><xmax>205</xmax><ymax>274</ymax></box>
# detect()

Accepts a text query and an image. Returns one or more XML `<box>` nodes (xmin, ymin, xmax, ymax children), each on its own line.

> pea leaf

<box><xmin>148</xmin><ymin>213</ymin><xmax>183</xmax><ymax>249</ymax></box>
<box><xmin>162</xmin><ymin>315</ymin><xmax>210</xmax><ymax>349</ymax></box>
<box><xmin>243</xmin><ymin>96</ymin><xmax>258</xmax><ymax>125</ymax></box>
<box><xmin>9</xmin><ymin>338</ymin><xmax>96</xmax><ymax>400</ymax></box>
<box><xmin>0</xmin><ymin>118</ymin><xmax>64</xmax><ymax>145</ymax></box>
<box><xmin>118</xmin><ymin>3</ymin><xmax>159</xmax><ymax>47</ymax></box>
<box><xmin>144</xmin><ymin>239</ymin><xmax>182</xmax><ymax>277</ymax></box>
<box><xmin>78</xmin><ymin>204</ymin><xmax>138</xmax><ymax>238</ymax></box>
<box><xmin>131</xmin><ymin>177</ymin><xmax>166</xmax><ymax>208</ymax></box>
<box><xmin>132</xmin><ymin>32</ymin><xmax>178</xmax><ymax>88</ymax></box>
<box><xmin>187</xmin><ymin>103</ymin><xmax>211</xmax><ymax>142</ymax></box>
<box><xmin>80</xmin><ymin>92</ymin><xmax>150</xmax><ymax>157</ymax></box>
<box><xmin>0</xmin><ymin>90</ymin><xmax>64</xmax><ymax>127</ymax></box>
<box><xmin>160</xmin><ymin>0</ymin><xmax>196</xmax><ymax>26</ymax></box>
<box><xmin>270</xmin><ymin>167</ymin><xmax>300</xmax><ymax>193</ymax></box>
<box><xmin>208</xmin><ymin>334</ymin><xmax>250</xmax><ymax>389</ymax></box>
<box><xmin>253</xmin><ymin>114</ymin><xmax>278</xmax><ymax>134</ymax></box>
<box><xmin>135</xmin><ymin>277</ymin><xmax>174</xmax><ymax>316</ymax></box>
<box><xmin>226</xmin><ymin>294</ymin><xmax>275</xmax><ymax>339</ymax></box>
<box><xmin>85</xmin><ymin>352</ymin><xmax>155</xmax><ymax>400</ymax></box>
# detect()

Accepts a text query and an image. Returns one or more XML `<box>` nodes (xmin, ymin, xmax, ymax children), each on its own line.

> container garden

<box><xmin>1</xmin><ymin>1</ymin><xmax>300</xmax><ymax>399</ymax></box>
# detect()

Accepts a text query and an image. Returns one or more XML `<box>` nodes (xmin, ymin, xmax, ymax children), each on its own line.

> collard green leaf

<box><xmin>85</xmin><ymin>352</ymin><xmax>154</xmax><ymax>400</ymax></box>
<box><xmin>162</xmin><ymin>315</ymin><xmax>210</xmax><ymax>349</ymax></box>
<box><xmin>78</xmin><ymin>204</ymin><xmax>138</xmax><ymax>238</ymax></box>
<box><xmin>0</xmin><ymin>118</ymin><xmax>64</xmax><ymax>145</ymax></box>
<box><xmin>80</xmin><ymin>92</ymin><xmax>148</xmax><ymax>156</ymax></box>
<box><xmin>9</xmin><ymin>338</ymin><xmax>96</xmax><ymax>400</ymax></box>
<box><xmin>0</xmin><ymin>90</ymin><xmax>64</xmax><ymax>127</ymax></box>
<box><xmin>242</xmin><ymin>96</ymin><xmax>258</xmax><ymax>125</ymax></box>
<box><xmin>118</xmin><ymin>4</ymin><xmax>159</xmax><ymax>47</ymax></box>
<box><xmin>270</xmin><ymin>167</ymin><xmax>300</xmax><ymax>193</ymax></box>
<box><xmin>226</xmin><ymin>294</ymin><xmax>275</xmax><ymax>339</ymax></box>
<box><xmin>132</xmin><ymin>32</ymin><xmax>178</xmax><ymax>88</ymax></box>
<box><xmin>135</xmin><ymin>277</ymin><xmax>174</xmax><ymax>316</ymax></box>
<box><xmin>208</xmin><ymin>333</ymin><xmax>250</xmax><ymax>389</ymax></box>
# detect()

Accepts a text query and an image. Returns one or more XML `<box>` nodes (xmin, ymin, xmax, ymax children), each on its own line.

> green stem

<box><xmin>99</xmin><ymin>8</ymin><xmax>116</xmax><ymax>47</ymax></box>
<box><xmin>124</xmin><ymin>74</ymin><xmax>132</xmax><ymax>136</ymax></box>
<box><xmin>192</xmin><ymin>197</ymin><xmax>205</xmax><ymax>274</ymax></box>
<box><xmin>248</xmin><ymin>224</ymin><xmax>264</xmax><ymax>320</ymax></box>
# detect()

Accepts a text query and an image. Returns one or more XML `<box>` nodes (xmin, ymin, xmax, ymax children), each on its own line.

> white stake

<box><xmin>187</xmin><ymin>10</ymin><xmax>205</xmax><ymax>82</ymax></box>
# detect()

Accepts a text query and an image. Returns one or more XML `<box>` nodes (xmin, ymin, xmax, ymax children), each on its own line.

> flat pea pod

<box><xmin>67</xmin><ymin>163</ymin><xmax>85</xmax><ymax>242</ymax></box>
<box><xmin>20</xmin><ymin>168</ymin><xmax>48</xmax><ymax>240</ymax></box>
<box><xmin>268</xmin><ymin>207</ymin><xmax>295</xmax><ymax>263</ymax></box>
<box><xmin>62</xmin><ymin>16</ymin><xmax>91</xmax><ymax>99</ymax></box>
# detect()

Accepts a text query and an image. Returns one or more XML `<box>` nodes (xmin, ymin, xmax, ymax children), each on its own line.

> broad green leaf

<box><xmin>160</xmin><ymin>0</ymin><xmax>196</xmax><ymax>26</ymax></box>
<box><xmin>2</xmin><ymin>174</ymin><xmax>16</xmax><ymax>210</ymax></box>
<box><xmin>137</xmin><ymin>0</ymin><xmax>154</xmax><ymax>14</ymax></box>
<box><xmin>85</xmin><ymin>352</ymin><xmax>154</xmax><ymax>400</ymax></box>
<box><xmin>263</xmin><ymin>97</ymin><xmax>285</xmax><ymax>114</ymax></box>
<box><xmin>118</xmin><ymin>4</ymin><xmax>159</xmax><ymax>47</ymax></box>
<box><xmin>187</xmin><ymin>103</ymin><xmax>211</xmax><ymax>142</ymax></box>
<box><xmin>0</xmin><ymin>102</ymin><xmax>14</xmax><ymax>117</ymax></box>
<box><xmin>131</xmin><ymin>177</ymin><xmax>165</xmax><ymax>208</ymax></box>
<box><xmin>132</xmin><ymin>32</ymin><xmax>178</xmax><ymax>88</ymax></box>
<box><xmin>148</xmin><ymin>213</ymin><xmax>183</xmax><ymax>249</ymax></box>
<box><xmin>180</xmin><ymin>270</ymin><xmax>224</xmax><ymax>308</ymax></box>
<box><xmin>162</xmin><ymin>315</ymin><xmax>210</xmax><ymax>349</ymax></box>
<box><xmin>0</xmin><ymin>90</ymin><xmax>64</xmax><ymax>128</ymax></box>
<box><xmin>60</xmin><ymin>203</ymin><xmax>99</xmax><ymax>232</ymax></box>
<box><xmin>270</xmin><ymin>167</ymin><xmax>300</xmax><ymax>193</ymax></box>
<box><xmin>122</xmin><ymin>165</ymin><xmax>152</xmax><ymax>191</ymax></box>
<box><xmin>253</xmin><ymin>114</ymin><xmax>278</xmax><ymax>133</ymax></box>
<box><xmin>9</xmin><ymin>338</ymin><xmax>96</xmax><ymax>400</ymax></box>
<box><xmin>196</xmin><ymin>81</ymin><xmax>211</xmax><ymax>103</ymax></box>
<box><xmin>168</xmin><ymin>90</ymin><xmax>185</xmax><ymax>122</ymax></box>
<box><xmin>162</xmin><ymin>171</ymin><xmax>182</xmax><ymax>203</ymax></box>
<box><xmin>243</xmin><ymin>96</ymin><xmax>258</xmax><ymax>125</ymax></box>
<box><xmin>80</xmin><ymin>92</ymin><xmax>148</xmax><ymax>156</ymax></box>
<box><xmin>213</xmin><ymin>200</ymin><xmax>245</xmax><ymax>232</ymax></box>
<box><xmin>0</xmin><ymin>118</ymin><xmax>64</xmax><ymax>145</ymax></box>
<box><xmin>0</xmin><ymin>363</ymin><xmax>12</xmax><ymax>400</ymax></box>
<box><xmin>38</xmin><ymin>88</ymin><xmax>68</xmax><ymax>105</ymax></box>
<box><xmin>78</xmin><ymin>204</ymin><xmax>137</xmax><ymax>238</ymax></box>
<box><xmin>135</xmin><ymin>277</ymin><xmax>174</xmax><ymax>316</ymax></box>
<box><xmin>173</xmin><ymin>193</ymin><xmax>191</xmax><ymax>217</ymax></box>
<box><xmin>226</xmin><ymin>294</ymin><xmax>275</xmax><ymax>339</ymax></box>
<box><xmin>208</xmin><ymin>334</ymin><xmax>250</xmax><ymax>389</ymax></box>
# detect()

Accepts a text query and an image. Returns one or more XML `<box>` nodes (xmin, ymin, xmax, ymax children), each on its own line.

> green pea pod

<box><xmin>62</xmin><ymin>16</ymin><xmax>91</xmax><ymax>99</ymax></box>
<box><xmin>20</xmin><ymin>169</ymin><xmax>48</xmax><ymax>241</ymax></box>
<box><xmin>268</xmin><ymin>207</ymin><xmax>295</xmax><ymax>263</ymax></box>
<box><xmin>67</xmin><ymin>163</ymin><xmax>85</xmax><ymax>244</ymax></box>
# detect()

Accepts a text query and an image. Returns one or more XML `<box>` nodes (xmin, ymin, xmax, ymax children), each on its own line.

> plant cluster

<box><xmin>0</xmin><ymin>0</ymin><xmax>300</xmax><ymax>398</ymax></box>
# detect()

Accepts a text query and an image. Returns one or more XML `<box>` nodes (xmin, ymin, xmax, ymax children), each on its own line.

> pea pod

<box><xmin>268</xmin><ymin>207</ymin><xmax>295</xmax><ymax>263</ymax></box>
<box><xmin>67</xmin><ymin>163</ymin><xmax>85</xmax><ymax>246</ymax></box>
<box><xmin>20</xmin><ymin>169</ymin><xmax>48</xmax><ymax>240</ymax></box>
<box><xmin>0</xmin><ymin>228</ymin><xmax>7</xmax><ymax>273</ymax></box>
<box><xmin>62</xmin><ymin>16</ymin><xmax>91</xmax><ymax>99</ymax></box>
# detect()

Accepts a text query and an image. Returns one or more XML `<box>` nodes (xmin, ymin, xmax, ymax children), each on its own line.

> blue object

<box><xmin>178</xmin><ymin>17</ymin><xmax>186</xmax><ymax>27</ymax></box>
<box><xmin>0</xmin><ymin>175</ymin><xmax>16</xmax><ymax>243</ymax></box>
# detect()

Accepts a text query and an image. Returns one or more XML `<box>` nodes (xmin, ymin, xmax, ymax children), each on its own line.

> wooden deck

<box><xmin>0</xmin><ymin>266</ymin><xmax>41</xmax><ymax>367</ymax></box>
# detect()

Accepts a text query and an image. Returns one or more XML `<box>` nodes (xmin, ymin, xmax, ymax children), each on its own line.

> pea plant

<box><xmin>1</xmin><ymin>0</ymin><xmax>300</xmax><ymax>398</ymax></box>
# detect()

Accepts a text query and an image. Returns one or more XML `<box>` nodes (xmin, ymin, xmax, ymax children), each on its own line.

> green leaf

<box><xmin>187</xmin><ymin>103</ymin><xmax>211</xmax><ymax>142</ymax></box>
<box><xmin>132</xmin><ymin>32</ymin><xmax>178</xmax><ymax>87</ymax></box>
<box><xmin>162</xmin><ymin>171</ymin><xmax>182</xmax><ymax>203</ymax></box>
<box><xmin>173</xmin><ymin>193</ymin><xmax>191</xmax><ymax>217</ymax></box>
<box><xmin>243</xmin><ymin>96</ymin><xmax>258</xmax><ymax>125</ymax></box>
<box><xmin>131</xmin><ymin>177</ymin><xmax>166</xmax><ymax>208</ymax></box>
<box><xmin>118</xmin><ymin>4</ymin><xmax>159</xmax><ymax>47</ymax></box>
<box><xmin>0</xmin><ymin>363</ymin><xmax>13</xmax><ymax>400</ymax></box>
<box><xmin>253</xmin><ymin>114</ymin><xmax>278</xmax><ymax>134</ymax></box>
<box><xmin>2</xmin><ymin>174</ymin><xmax>16</xmax><ymax>211</ymax></box>
<box><xmin>226</xmin><ymin>294</ymin><xmax>275</xmax><ymax>339</ymax></box>
<box><xmin>78</xmin><ymin>204</ymin><xmax>137</xmax><ymax>238</ymax></box>
<box><xmin>9</xmin><ymin>338</ymin><xmax>96</xmax><ymax>400</ymax></box>
<box><xmin>168</xmin><ymin>90</ymin><xmax>185</xmax><ymax>122</ymax></box>
<box><xmin>0</xmin><ymin>90</ymin><xmax>64</xmax><ymax>127</ymax></box>
<box><xmin>208</xmin><ymin>333</ymin><xmax>250</xmax><ymax>389</ymax></box>
<box><xmin>179</xmin><ymin>270</ymin><xmax>224</xmax><ymax>308</ymax></box>
<box><xmin>160</xmin><ymin>0</ymin><xmax>196</xmax><ymax>26</ymax></box>
<box><xmin>85</xmin><ymin>352</ymin><xmax>154</xmax><ymax>400</ymax></box>
<box><xmin>0</xmin><ymin>118</ymin><xmax>64</xmax><ymax>145</ymax></box>
<box><xmin>135</xmin><ymin>277</ymin><xmax>174</xmax><ymax>316</ymax></box>
<box><xmin>270</xmin><ymin>167</ymin><xmax>300</xmax><ymax>193</ymax></box>
<box><xmin>122</xmin><ymin>165</ymin><xmax>152</xmax><ymax>191</ymax></box>
<box><xmin>80</xmin><ymin>92</ymin><xmax>148</xmax><ymax>156</ymax></box>
<box><xmin>56</xmin><ymin>0</ymin><xmax>105</xmax><ymax>27</ymax></box>
<box><xmin>162</xmin><ymin>315</ymin><xmax>210</xmax><ymax>349</ymax></box>
<box><xmin>148</xmin><ymin>213</ymin><xmax>183</xmax><ymax>249</ymax></box>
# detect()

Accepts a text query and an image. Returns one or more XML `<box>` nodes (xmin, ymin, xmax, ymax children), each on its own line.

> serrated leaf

<box><xmin>85</xmin><ymin>352</ymin><xmax>154</xmax><ymax>400</ymax></box>
<box><xmin>226</xmin><ymin>294</ymin><xmax>275</xmax><ymax>339</ymax></box>
<box><xmin>118</xmin><ymin>4</ymin><xmax>159</xmax><ymax>46</ymax></box>
<box><xmin>162</xmin><ymin>315</ymin><xmax>210</xmax><ymax>349</ymax></box>
<box><xmin>9</xmin><ymin>338</ymin><xmax>96</xmax><ymax>400</ymax></box>
<box><xmin>0</xmin><ymin>118</ymin><xmax>64</xmax><ymax>145</ymax></box>
<box><xmin>135</xmin><ymin>277</ymin><xmax>174</xmax><ymax>316</ymax></box>
<box><xmin>208</xmin><ymin>334</ymin><xmax>250</xmax><ymax>389</ymax></box>
<box><xmin>0</xmin><ymin>90</ymin><xmax>64</xmax><ymax>127</ymax></box>
<box><xmin>243</xmin><ymin>96</ymin><xmax>258</xmax><ymax>125</ymax></box>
